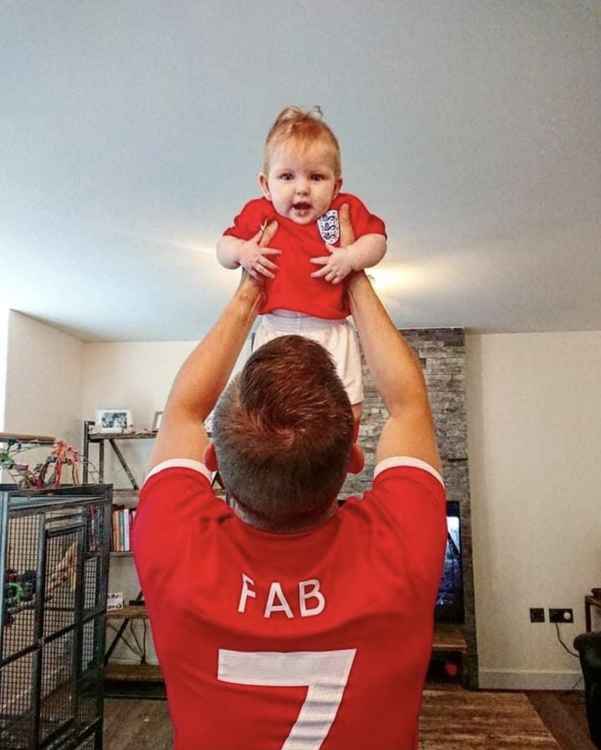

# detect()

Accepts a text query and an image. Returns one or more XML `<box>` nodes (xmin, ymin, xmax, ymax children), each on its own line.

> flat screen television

<box><xmin>435</xmin><ymin>501</ymin><xmax>464</xmax><ymax>624</ymax></box>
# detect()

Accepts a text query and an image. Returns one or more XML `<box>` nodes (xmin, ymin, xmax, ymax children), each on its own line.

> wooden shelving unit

<box><xmin>433</xmin><ymin>624</ymin><xmax>468</xmax><ymax>654</ymax></box>
<box><xmin>113</xmin><ymin>488</ymin><xmax>140</xmax><ymax>503</ymax></box>
<box><xmin>429</xmin><ymin>624</ymin><xmax>468</xmax><ymax>685</ymax></box>
<box><xmin>104</xmin><ymin>663</ymin><xmax>163</xmax><ymax>682</ymax></box>
<box><xmin>86</xmin><ymin>430</ymin><xmax>157</xmax><ymax>441</ymax></box>
<box><xmin>107</xmin><ymin>605</ymin><xmax>148</xmax><ymax>620</ymax></box>
<box><xmin>83</xmin><ymin>424</ymin><xmax>156</xmax><ymax>489</ymax></box>
<box><xmin>0</xmin><ymin>431</ymin><xmax>56</xmax><ymax>446</ymax></box>
<box><xmin>82</xmin><ymin>420</ymin><xmax>155</xmax><ymax>692</ymax></box>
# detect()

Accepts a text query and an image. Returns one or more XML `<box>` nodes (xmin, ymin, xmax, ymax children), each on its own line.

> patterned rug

<box><xmin>420</xmin><ymin>689</ymin><xmax>560</xmax><ymax>749</ymax></box>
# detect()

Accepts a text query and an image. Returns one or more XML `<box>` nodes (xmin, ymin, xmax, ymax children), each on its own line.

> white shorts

<box><xmin>253</xmin><ymin>312</ymin><xmax>364</xmax><ymax>405</ymax></box>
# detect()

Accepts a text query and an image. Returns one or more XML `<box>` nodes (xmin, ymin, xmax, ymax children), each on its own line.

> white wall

<box><xmin>466</xmin><ymin>331</ymin><xmax>601</xmax><ymax>690</ymax></box>
<box><xmin>0</xmin><ymin>307</ymin><xmax>8</xmax><ymax>430</ymax></box>
<box><xmin>80</xmin><ymin>336</ymin><xmax>252</xmax><ymax>663</ymax></box>
<box><xmin>3</xmin><ymin>311</ymin><xmax>83</xmax><ymax>474</ymax></box>
<box><xmin>80</xmin><ymin>337</ymin><xmax>252</xmax><ymax>472</ymax></box>
<box><xmin>80</xmin><ymin>341</ymin><xmax>202</xmax><ymax>663</ymax></box>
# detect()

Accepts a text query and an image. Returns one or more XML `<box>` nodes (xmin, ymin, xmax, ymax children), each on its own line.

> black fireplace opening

<box><xmin>435</xmin><ymin>500</ymin><xmax>464</xmax><ymax>624</ymax></box>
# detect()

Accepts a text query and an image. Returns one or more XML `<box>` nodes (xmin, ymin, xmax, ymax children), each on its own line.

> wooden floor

<box><xmin>103</xmin><ymin>689</ymin><xmax>594</xmax><ymax>750</ymax></box>
<box><xmin>104</xmin><ymin>698</ymin><xmax>172</xmax><ymax>749</ymax></box>
<box><xmin>528</xmin><ymin>691</ymin><xmax>597</xmax><ymax>750</ymax></box>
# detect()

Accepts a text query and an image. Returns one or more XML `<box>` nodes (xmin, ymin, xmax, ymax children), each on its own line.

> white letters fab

<box><xmin>237</xmin><ymin>574</ymin><xmax>326</xmax><ymax>619</ymax></box>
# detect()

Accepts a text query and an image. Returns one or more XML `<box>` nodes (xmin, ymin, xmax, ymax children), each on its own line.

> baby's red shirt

<box><xmin>223</xmin><ymin>193</ymin><xmax>386</xmax><ymax>318</ymax></box>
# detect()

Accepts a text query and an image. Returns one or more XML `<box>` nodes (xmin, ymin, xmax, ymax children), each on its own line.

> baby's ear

<box><xmin>332</xmin><ymin>176</ymin><xmax>343</xmax><ymax>200</ymax></box>
<box><xmin>258</xmin><ymin>172</ymin><xmax>271</xmax><ymax>200</ymax></box>
<box><xmin>204</xmin><ymin>443</ymin><xmax>218</xmax><ymax>472</ymax></box>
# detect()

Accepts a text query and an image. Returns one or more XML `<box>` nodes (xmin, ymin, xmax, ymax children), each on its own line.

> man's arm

<box><xmin>348</xmin><ymin>273</ymin><xmax>441</xmax><ymax>471</ymax></box>
<box><xmin>339</xmin><ymin>208</ymin><xmax>440</xmax><ymax>472</ymax></box>
<box><xmin>149</xmin><ymin>222</ymin><xmax>277</xmax><ymax>470</ymax></box>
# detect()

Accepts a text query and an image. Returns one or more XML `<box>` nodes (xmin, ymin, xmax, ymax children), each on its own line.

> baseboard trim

<box><xmin>479</xmin><ymin>668</ymin><xmax>583</xmax><ymax>691</ymax></box>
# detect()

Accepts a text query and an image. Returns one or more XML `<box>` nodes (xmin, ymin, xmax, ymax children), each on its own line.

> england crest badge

<box><xmin>317</xmin><ymin>209</ymin><xmax>340</xmax><ymax>245</ymax></box>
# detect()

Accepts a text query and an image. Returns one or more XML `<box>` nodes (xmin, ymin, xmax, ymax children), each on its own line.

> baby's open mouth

<box><xmin>293</xmin><ymin>202</ymin><xmax>311</xmax><ymax>211</ymax></box>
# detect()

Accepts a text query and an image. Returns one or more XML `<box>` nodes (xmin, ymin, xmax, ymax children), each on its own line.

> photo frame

<box><xmin>107</xmin><ymin>592</ymin><xmax>124</xmax><ymax>611</ymax></box>
<box><xmin>152</xmin><ymin>411</ymin><xmax>163</xmax><ymax>431</ymax></box>
<box><xmin>95</xmin><ymin>409</ymin><xmax>133</xmax><ymax>434</ymax></box>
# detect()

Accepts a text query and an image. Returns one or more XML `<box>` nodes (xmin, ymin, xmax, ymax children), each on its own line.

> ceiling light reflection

<box><xmin>170</xmin><ymin>239</ymin><xmax>215</xmax><ymax>257</ymax></box>
<box><xmin>368</xmin><ymin>264</ymin><xmax>425</xmax><ymax>294</ymax></box>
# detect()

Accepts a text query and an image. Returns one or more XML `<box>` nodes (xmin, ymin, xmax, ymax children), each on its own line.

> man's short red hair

<box><xmin>212</xmin><ymin>335</ymin><xmax>354</xmax><ymax>531</ymax></box>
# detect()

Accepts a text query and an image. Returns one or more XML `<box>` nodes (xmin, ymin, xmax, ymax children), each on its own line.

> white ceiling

<box><xmin>1</xmin><ymin>1</ymin><xmax>600</xmax><ymax>341</ymax></box>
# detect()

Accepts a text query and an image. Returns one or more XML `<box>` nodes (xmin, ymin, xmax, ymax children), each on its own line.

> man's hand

<box><xmin>310</xmin><ymin>204</ymin><xmax>355</xmax><ymax>284</ymax></box>
<box><xmin>337</xmin><ymin>202</ymin><xmax>356</xmax><ymax>247</ymax></box>
<box><xmin>238</xmin><ymin>222</ymin><xmax>280</xmax><ymax>280</ymax></box>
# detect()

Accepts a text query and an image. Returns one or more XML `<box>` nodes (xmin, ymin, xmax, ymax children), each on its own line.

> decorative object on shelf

<box><xmin>152</xmin><ymin>410</ymin><xmax>163</xmax><ymax>431</ymax></box>
<box><xmin>95</xmin><ymin>408</ymin><xmax>134</xmax><ymax>433</ymax></box>
<box><xmin>0</xmin><ymin>437</ymin><xmax>84</xmax><ymax>489</ymax></box>
<box><xmin>108</xmin><ymin>592</ymin><xmax>125</xmax><ymax>610</ymax></box>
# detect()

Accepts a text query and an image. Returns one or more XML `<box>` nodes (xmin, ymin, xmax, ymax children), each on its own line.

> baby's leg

<box><xmin>311</xmin><ymin>319</ymin><xmax>363</xmax><ymax>474</ymax></box>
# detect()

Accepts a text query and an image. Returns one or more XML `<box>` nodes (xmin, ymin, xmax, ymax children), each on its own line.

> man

<box><xmin>133</xmin><ymin>207</ymin><xmax>447</xmax><ymax>749</ymax></box>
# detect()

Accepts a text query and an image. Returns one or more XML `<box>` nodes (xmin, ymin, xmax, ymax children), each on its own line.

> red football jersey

<box><xmin>223</xmin><ymin>193</ymin><xmax>386</xmax><ymax>319</ymax></box>
<box><xmin>133</xmin><ymin>457</ymin><xmax>446</xmax><ymax>750</ymax></box>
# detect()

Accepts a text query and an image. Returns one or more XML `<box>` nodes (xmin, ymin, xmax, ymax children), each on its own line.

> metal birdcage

<box><xmin>0</xmin><ymin>485</ymin><xmax>112</xmax><ymax>749</ymax></box>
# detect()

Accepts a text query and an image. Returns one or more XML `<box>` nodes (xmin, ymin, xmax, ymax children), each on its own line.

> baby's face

<box><xmin>259</xmin><ymin>141</ymin><xmax>342</xmax><ymax>225</ymax></box>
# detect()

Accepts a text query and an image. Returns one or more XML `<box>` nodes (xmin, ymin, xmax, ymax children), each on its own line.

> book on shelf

<box><xmin>111</xmin><ymin>506</ymin><xmax>137</xmax><ymax>553</ymax></box>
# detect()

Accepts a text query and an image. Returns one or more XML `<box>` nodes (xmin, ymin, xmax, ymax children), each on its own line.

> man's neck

<box><xmin>228</xmin><ymin>496</ymin><xmax>338</xmax><ymax>534</ymax></box>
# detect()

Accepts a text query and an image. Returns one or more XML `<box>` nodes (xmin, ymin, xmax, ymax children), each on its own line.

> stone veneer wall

<box><xmin>341</xmin><ymin>328</ymin><xmax>479</xmax><ymax>689</ymax></box>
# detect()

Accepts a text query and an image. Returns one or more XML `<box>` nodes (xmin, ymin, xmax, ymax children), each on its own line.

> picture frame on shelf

<box><xmin>107</xmin><ymin>592</ymin><xmax>124</xmax><ymax>610</ymax></box>
<box><xmin>152</xmin><ymin>410</ymin><xmax>163</xmax><ymax>432</ymax></box>
<box><xmin>95</xmin><ymin>409</ymin><xmax>133</xmax><ymax>434</ymax></box>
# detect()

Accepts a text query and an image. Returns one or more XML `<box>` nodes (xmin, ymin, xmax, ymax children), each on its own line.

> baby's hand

<box><xmin>310</xmin><ymin>244</ymin><xmax>354</xmax><ymax>284</ymax></box>
<box><xmin>239</xmin><ymin>223</ymin><xmax>281</xmax><ymax>280</ymax></box>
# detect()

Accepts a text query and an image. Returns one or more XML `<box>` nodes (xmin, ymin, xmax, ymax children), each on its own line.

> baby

<box><xmin>217</xmin><ymin>106</ymin><xmax>387</xmax><ymax>471</ymax></box>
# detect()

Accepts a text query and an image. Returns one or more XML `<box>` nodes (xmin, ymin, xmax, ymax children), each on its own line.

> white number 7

<box><xmin>218</xmin><ymin>649</ymin><xmax>357</xmax><ymax>750</ymax></box>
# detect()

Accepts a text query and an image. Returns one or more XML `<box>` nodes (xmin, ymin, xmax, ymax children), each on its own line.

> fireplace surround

<box><xmin>342</xmin><ymin>328</ymin><xmax>478</xmax><ymax>688</ymax></box>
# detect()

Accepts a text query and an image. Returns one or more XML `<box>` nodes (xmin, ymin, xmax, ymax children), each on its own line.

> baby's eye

<box><xmin>278</xmin><ymin>173</ymin><xmax>293</xmax><ymax>181</ymax></box>
<box><xmin>311</xmin><ymin>174</ymin><xmax>325</xmax><ymax>181</ymax></box>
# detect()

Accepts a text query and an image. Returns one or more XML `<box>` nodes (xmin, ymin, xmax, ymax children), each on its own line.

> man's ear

<box><xmin>204</xmin><ymin>443</ymin><xmax>218</xmax><ymax>472</ymax></box>
<box><xmin>258</xmin><ymin>172</ymin><xmax>271</xmax><ymax>201</ymax></box>
<box><xmin>332</xmin><ymin>176</ymin><xmax>343</xmax><ymax>201</ymax></box>
<box><xmin>347</xmin><ymin>443</ymin><xmax>364</xmax><ymax>475</ymax></box>
<box><xmin>347</xmin><ymin>420</ymin><xmax>363</xmax><ymax>474</ymax></box>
